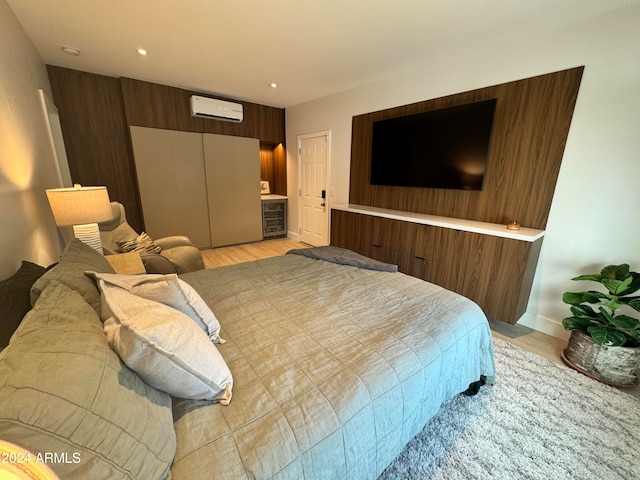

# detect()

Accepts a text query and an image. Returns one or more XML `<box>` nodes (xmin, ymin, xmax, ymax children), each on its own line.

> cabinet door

<box><xmin>429</xmin><ymin>227</ymin><xmax>536</xmax><ymax>323</ymax></box>
<box><xmin>330</xmin><ymin>210</ymin><xmax>358</xmax><ymax>251</ymax></box>
<box><xmin>203</xmin><ymin>134</ymin><xmax>262</xmax><ymax>247</ymax></box>
<box><xmin>130</xmin><ymin>126</ymin><xmax>211</xmax><ymax>248</ymax></box>
<box><xmin>406</xmin><ymin>224</ymin><xmax>431</xmax><ymax>279</ymax></box>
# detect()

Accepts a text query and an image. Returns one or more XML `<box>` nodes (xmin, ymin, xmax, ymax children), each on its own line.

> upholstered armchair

<box><xmin>98</xmin><ymin>202</ymin><xmax>205</xmax><ymax>274</ymax></box>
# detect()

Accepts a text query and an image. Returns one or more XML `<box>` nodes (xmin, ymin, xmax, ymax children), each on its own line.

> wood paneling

<box><xmin>330</xmin><ymin>209</ymin><xmax>542</xmax><ymax>324</ymax></box>
<box><xmin>349</xmin><ymin>67</ymin><xmax>584</xmax><ymax>230</ymax></box>
<box><xmin>47</xmin><ymin>66</ymin><xmax>144</xmax><ymax>231</ymax></box>
<box><xmin>47</xmin><ymin>67</ymin><xmax>286</xmax><ymax>234</ymax></box>
<box><xmin>260</xmin><ymin>143</ymin><xmax>287</xmax><ymax>195</ymax></box>
<box><xmin>120</xmin><ymin>77</ymin><xmax>285</xmax><ymax>144</ymax></box>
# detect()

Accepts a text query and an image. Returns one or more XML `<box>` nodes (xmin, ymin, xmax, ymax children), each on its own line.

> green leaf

<box><xmin>625</xmin><ymin>297</ymin><xmax>640</xmax><ymax>312</ymax></box>
<box><xmin>562</xmin><ymin>291</ymin><xmax>607</xmax><ymax>305</ymax></box>
<box><xmin>587</xmin><ymin>326</ymin><xmax>627</xmax><ymax>346</ymax></box>
<box><xmin>599</xmin><ymin>306</ymin><xmax>617</xmax><ymax>325</ymax></box>
<box><xmin>569</xmin><ymin>304</ymin><xmax>599</xmax><ymax>318</ymax></box>
<box><xmin>619</xmin><ymin>272</ymin><xmax>640</xmax><ymax>296</ymax></box>
<box><xmin>571</xmin><ymin>274</ymin><xmax>603</xmax><ymax>282</ymax></box>
<box><xmin>562</xmin><ymin>316</ymin><xmax>593</xmax><ymax>331</ymax></box>
<box><xmin>611</xmin><ymin>315</ymin><xmax>640</xmax><ymax>330</ymax></box>
<box><xmin>601</xmin><ymin>299</ymin><xmax>621</xmax><ymax>312</ymax></box>
<box><xmin>601</xmin><ymin>264</ymin><xmax>630</xmax><ymax>280</ymax></box>
<box><xmin>602</xmin><ymin>277</ymin><xmax>633</xmax><ymax>295</ymax></box>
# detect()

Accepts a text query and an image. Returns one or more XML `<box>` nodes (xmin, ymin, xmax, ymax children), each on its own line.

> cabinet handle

<box><xmin>372</xmin><ymin>244</ymin><xmax>382</xmax><ymax>248</ymax></box>
<box><xmin>414</xmin><ymin>256</ymin><xmax>425</xmax><ymax>261</ymax></box>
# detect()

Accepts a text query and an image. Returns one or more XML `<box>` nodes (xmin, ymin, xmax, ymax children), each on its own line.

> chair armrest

<box><xmin>155</xmin><ymin>236</ymin><xmax>194</xmax><ymax>250</ymax></box>
<box><xmin>140</xmin><ymin>254</ymin><xmax>178</xmax><ymax>274</ymax></box>
<box><xmin>161</xmin><ymin>246</ymin><xmax>205</xmax><ymax>274</ymax></box>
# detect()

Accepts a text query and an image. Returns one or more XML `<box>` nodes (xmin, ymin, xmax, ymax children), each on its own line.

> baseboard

<box><xmin>518</xmin><ymin>312</ymin><xmax>570</xmax><ymax>341</ymax></box>
<box><xmin>287</xmin><ymin>231</ymin><xmax>301</xmax><ymax>242</ymax></box>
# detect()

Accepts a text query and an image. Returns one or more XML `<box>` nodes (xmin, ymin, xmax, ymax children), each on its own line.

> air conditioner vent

<box><xmin>189</xmin><ymin>95</ymin><xmax>243</xmax><ymax>122</ymax></box>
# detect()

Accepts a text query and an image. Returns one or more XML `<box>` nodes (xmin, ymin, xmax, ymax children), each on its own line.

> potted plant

<box><xmin>561</xmin><ymin>263</ymin><xmax>640</xmax><ymax>387</ymax></box>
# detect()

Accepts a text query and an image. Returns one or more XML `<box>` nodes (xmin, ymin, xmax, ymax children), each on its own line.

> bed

<box><xmin>0</xmin><ymin>241</ymin><xmax>494</xmax><ymax>479</ymax></box>
<box><xmin>171</xmin><ymin>250</ymin><xmax>495</xmax><ymax>479</ymax></box>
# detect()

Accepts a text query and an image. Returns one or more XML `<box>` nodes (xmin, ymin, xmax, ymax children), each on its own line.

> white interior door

<box><xmin>299</xmin><ymin>134</ymin><xmax>329</xmax><ymax>246</ymax></box>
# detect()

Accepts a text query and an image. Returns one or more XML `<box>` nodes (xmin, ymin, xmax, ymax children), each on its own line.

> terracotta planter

<box><xmin>561</xmin><ymin>330</ymin><xmax>640</xmax><ymax>387</ymax></box>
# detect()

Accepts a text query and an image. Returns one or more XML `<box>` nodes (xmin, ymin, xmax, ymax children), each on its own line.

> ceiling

<box><xmin>7</xmin><ymin>0</ymin><xmax>639</xmax><ymax>108</ymax></box>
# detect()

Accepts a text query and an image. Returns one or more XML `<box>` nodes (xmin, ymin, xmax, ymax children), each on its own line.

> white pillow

<box><xmin>98</xmin><ymin>281</ymin><xmax>233</xmax><ymax>403</ymax></box>
<box><xmin>87</xmin><ymin>272</ymin><xmax>224</xmax><ymax>343</ymax></box>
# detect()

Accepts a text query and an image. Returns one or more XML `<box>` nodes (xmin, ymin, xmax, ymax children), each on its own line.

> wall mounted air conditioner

<box><xmin>189</xmin><ymin>95</ymin><xmax>243</xmax><ymax>122</ymax></box>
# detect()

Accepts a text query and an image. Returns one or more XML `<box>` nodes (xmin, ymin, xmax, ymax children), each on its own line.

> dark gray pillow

<box><xmin>0</xmin><ymin>261</ymin><xmax>46</xmax><ymax>349</ymax></box>
<box><xmin>30</xmin><ymin>239</ymin><xmax>115</xmax><ymax>312</ymax></box>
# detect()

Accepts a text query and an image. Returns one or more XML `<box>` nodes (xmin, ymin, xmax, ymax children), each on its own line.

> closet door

<box><xmin>130</xmin><ymin>126</ymin><xmax>211</xmax><ymax>248</ymax></box>
<box><xmin>203</xmin><ymin>134</ymin><xmax>262</xmax><ymax>247</ymax></box>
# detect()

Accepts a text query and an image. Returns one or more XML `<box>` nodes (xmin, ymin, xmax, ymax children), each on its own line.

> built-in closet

<box><xmin>130</xmin><ymin>126</ymin><xmax>262</xmax><ymax>248</ymax></box>
<box><xmin>47</xmin><ymin>66</ymin><xmax>286</xmax><ymax>237</ymax></box>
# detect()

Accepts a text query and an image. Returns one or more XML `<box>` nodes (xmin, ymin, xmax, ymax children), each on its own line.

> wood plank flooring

<box><xmin>200</xmin><ymin>238</ymin><xmax>639</xmax><ymax>397</ymax></box>
<box><xmin>201</xmin><ymin>238</ymin><xmax>310</xmax><ymax>269</ymax></box>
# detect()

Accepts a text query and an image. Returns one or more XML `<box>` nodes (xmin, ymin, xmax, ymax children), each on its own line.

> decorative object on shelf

<box><xmin>506</xmin><ymin>220</ymin><xmax>521</xmax><ymax>231</ymax></box>
<box><xmin>46</xmin><ymin>184</ymin><xmax>113</xmax><ymax>254</ymax></box>
<box><xmin>260</xmin><ymin>180</ymin><xmax>270</xmax><ymax>195</ymax></box>
<box><xmin>561</xmin><ymin>263</ymin><xmax>640</xmax><ymax>387</ymax></box>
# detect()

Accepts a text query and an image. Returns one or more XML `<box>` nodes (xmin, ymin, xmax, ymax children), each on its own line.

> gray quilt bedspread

<box><xmin>175</xmin><ymin>254</ymin><xmax>495</xmax><ymax>480</ymax></box>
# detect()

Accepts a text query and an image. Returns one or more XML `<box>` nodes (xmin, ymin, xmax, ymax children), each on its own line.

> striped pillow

<box><xmin>117</xmin><ymin>232</ymin><xmax>161</xmax><ymax>254</ymax></box>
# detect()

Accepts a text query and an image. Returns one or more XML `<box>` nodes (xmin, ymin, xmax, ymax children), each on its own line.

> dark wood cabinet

<box><xmin>330</xmin><ymin>209</ymin><xmax>542</xmax><ymax>325</ymax></box>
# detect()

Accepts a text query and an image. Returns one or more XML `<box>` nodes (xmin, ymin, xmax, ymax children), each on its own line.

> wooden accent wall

<box><xmin>47</xmin><ymin>66</ymin><xmax>144</xmax><ymax>230</ymax></box>
<box><xmin>349</xmin><ymin>67</ymin><xmax>584</xmax><ymax>230</ymax></box>
<box><xmin>47</xmin><ymin>66</ymin><xmax>286</xmax><ymax>232</ymax></box>
<box><xmin>260</xmin><ymin>143</ymin><xmax>287</xmax><ymax>196</ymax></box>
<box><xmin>119</xmin><ymin>78</ymin><xmax>285</xmax><ymax>144</ymax></box>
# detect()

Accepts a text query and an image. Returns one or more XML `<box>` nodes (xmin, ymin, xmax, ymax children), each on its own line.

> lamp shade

<box><xmin>46</xmin><ymin>185</ymin><xmax>112</xmax><ymax>226</ymax></box>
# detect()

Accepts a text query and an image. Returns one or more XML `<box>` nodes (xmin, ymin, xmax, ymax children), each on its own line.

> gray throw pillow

<box><xmin>30</xmin><ymin>239</ymin><xmax>115</xmax><ymax>312</ymax></box>
<box><xmin>99</xmin><ymin>280</ymin><xmax>233</xmax><ymax>403</ymax></box>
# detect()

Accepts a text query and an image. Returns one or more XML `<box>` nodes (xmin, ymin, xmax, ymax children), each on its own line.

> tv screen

<box><xmin>370</xmin><ymin>98</ymin><xmax>497</xmax><ymax>191</ymax></box>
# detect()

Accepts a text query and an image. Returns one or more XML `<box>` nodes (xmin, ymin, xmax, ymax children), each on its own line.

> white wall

<box><xmin>0</xmin><ymin>0</ymin><xmax>62</xmax><ymax>278</ymax></box>
<box><xmin>285</xmin><ymin>5</ymin><xmax>640</xmax><ymax>339</ymax></box>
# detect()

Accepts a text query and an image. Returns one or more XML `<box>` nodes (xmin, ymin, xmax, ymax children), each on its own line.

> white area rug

<box><xmin>379</xmin><ymin>338</ymin><xmax>640</xmax><ymax>480</ymax></box>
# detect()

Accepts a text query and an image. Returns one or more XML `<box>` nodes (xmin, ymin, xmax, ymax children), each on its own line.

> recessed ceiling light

<box><xmin>270</xmin><ymin>83</ymin><xmax>278</xmax><ymax>88</ymax></box>
<box><xmin>137</xmin><ymin>48</ymin><xmax>148</xmax><ymax>56</ymax></box>
<box><xmin>61</xmin><ymin>46</ymin><xmax>80</xmax><ymax>56</ymax></box>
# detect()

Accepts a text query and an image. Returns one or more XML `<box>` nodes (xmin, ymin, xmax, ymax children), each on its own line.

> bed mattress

<box><xmin>174</xmin><ymin>254</ymin><xmax>495</xmax><ymax>479</ymax></box>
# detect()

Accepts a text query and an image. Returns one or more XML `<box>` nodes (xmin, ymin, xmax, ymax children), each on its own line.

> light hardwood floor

<box><xmin>201</xmin><ymin>238</ymin><xmax>639</xmax><ymax>396</ymax></box>
<box><xmin>201</xmin><ymin>238</ymin><xmax>310</xmax><ymax>269</ymax></box>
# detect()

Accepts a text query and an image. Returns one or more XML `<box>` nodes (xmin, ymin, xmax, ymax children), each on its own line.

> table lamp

<box><xmin>46</xmin><ymin>184</ymin><xmax>113</xmax><ymax>254</ymax></box>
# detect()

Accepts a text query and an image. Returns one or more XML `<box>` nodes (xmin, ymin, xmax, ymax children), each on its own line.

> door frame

<box><xmin>297</xmin><ymin>130</ymin><xmax>331</xmax><ymax>245</ymax></box>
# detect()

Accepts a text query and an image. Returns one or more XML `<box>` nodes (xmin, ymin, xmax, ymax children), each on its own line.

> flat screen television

<box><xmin>370</xmin><ymin>98</ymin><xmax>497</xmax><ymax>191</ymax></box>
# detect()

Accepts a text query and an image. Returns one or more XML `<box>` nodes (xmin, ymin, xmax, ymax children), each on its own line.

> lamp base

<box><xmin>72</xmin><ymin>223</ymin><xmax>104</xmax><ymax>254</ymax></box>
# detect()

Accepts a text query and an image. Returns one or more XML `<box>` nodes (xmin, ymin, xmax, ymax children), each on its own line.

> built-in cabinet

<box><xmin>330</xmin><ymin>206</ymin><xmax>543</xmax><ymax>325</ymax></box>
<box><xmin>130</xmin><ymin>126</ymin><xmax>262</xmax><ymax>249</ymax></box>
<box><xmin>47</xmin><ymin>66</ymin><xmax>286</xmax><ymax>234</ymax></box>
<box><xmin>129</xmin><ymin>127</ymin><xmax>210</xmax><ymax>247</ymax></box>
